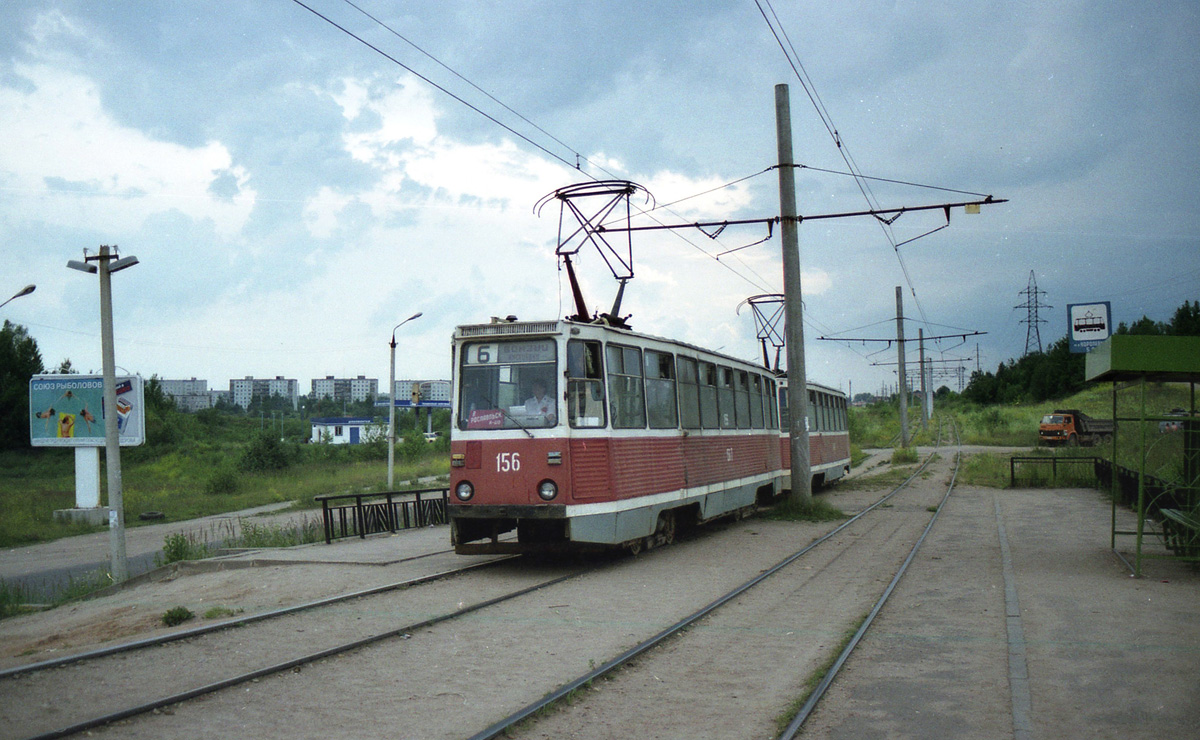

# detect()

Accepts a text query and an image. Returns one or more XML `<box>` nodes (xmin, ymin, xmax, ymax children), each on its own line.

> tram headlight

<box><xmin>537</xmin><ymin>479</ymin><xmax>558</xmax><ymax>501</ymax></box>
<box><xmin>455</xmin><ymin>481</ymin><xmax>475</xmax><ymax>501</ymax></box>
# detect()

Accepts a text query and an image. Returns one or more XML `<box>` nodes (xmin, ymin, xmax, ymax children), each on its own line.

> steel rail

<box><xmin>466</xmin><ymin>432</ymin><xmax>949</xmax><ymax>740</ymax></box>
<box><xmin>777</xmin><ymin>416</ymin><xmax>962</xmax><ymax>738</ymax></box>
<box><xmin>1</xmin><ymin>551</ymin><xmax>514</xmax><ymax>680</ymax></box>
<box><xmin>18</xmin><ymin>565</ymin><xmax>591</xmax><ymax>740</ymax></box>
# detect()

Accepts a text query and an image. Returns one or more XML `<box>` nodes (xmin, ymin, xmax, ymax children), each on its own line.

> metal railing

<box><xmin>314</xmin><ymin>488</ymin><xmax>449</xmax><ymax>544</ymax></box>
<box><xmin>1008</xmin><ymin>456</ymin><xmax>1101</xmax><ymax>487</ymax></box>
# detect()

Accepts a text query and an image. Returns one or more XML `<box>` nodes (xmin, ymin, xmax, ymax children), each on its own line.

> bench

<box><xmin>1159</xmin><ymin>508</ymin><xmax>1200</xmax><ymax>558</ymax></box>
<box><xmin>314</xmin><ymin>488</ymin><xmax>449</xmax><ymax>544</ymax></box>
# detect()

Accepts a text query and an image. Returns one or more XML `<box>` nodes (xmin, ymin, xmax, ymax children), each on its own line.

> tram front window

<box><xmin>458</xmin><ymin>339</ymin><xmax>558</xmax><ymax>430</ymax></box>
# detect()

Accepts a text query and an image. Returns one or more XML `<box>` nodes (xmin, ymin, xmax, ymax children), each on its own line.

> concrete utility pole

<box><xmin>776</xmin><ymin>83</ymin><xmax>811</xmax><ymax>505</ymax></box>
<box><xmin>896</xmin><ymin>286</ymin><xmax>909</xmax><ymax>448</ymax></box>
<box><xmin>97</xmin><ymin>247</ymin><xmax>129</xmax><ymax>582</ymax></box>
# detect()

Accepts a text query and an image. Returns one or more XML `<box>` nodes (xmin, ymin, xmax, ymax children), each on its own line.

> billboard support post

<box><xmin>75</xmin><ymin>447</ymin><xmax>101</xmax><ymax>509</ymax></box>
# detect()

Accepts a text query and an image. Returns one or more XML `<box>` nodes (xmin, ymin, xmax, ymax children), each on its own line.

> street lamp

<box><xmin>67</xmin><ymin>245</ymin><xmax>137</xmax><ymax>583</ymax></box>
<box><xmin>388</xmin><ymin>312</ymin><xmax>423</xmax><ymax>488</ymax></box>
<box><xmin>0</xmin><ymin>283</ymin><xmax>36</xmax><ymax>310</ymax></box>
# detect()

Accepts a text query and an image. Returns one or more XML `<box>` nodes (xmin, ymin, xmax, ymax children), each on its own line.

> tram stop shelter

<box><xmin>1086</xmin><ymin>335</ymin><xmax>1200</xmax><ymax>575</ymax></box>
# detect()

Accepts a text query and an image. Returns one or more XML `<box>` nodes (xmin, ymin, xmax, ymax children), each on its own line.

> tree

<box><xmin>1170</xmin><ymin>300</ymin><xmax>1200</xmax><ymax>336</ymax></box>
<box><xmin>0</xmin><ymin>321</ymin><xmax>45</xmax><ymax>450</ymax></box>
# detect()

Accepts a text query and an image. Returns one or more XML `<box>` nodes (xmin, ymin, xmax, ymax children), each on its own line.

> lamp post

<box><xmin>388</xmin><ymin>312</ymin><xmax>423</xmax><ymax>488</ymax></box>
<box><xmin>67</xmin><ymin>245</ymin><xmax>138</xmax><ymax>583</ymax></box>
<box><xmin>0</xmin><ymin>284</ymin><xmax>35</xmax><ymax>310</ymax></box>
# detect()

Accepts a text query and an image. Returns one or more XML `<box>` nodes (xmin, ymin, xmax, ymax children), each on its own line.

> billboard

<box><xmin>29</xmin><ymin>374</ymin><xmax>146</xmax><ymax>447</ymax></box>
<box><xmin>1067</xmin><ymin>302</ymin><xmax>1112</xmax><ymax>353</ymax></box>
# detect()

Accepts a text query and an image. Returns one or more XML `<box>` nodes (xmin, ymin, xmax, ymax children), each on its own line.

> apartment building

<box><xmin>159</xmin><ymin>377</ymin><xmax>212</xmax><ymax>412</ymax></box>
<box><xmin>230</xmin><ymin>376</ymin><xmax>299</xmax><ymax>409</ymax></box>
<box><xmin>311</xmin><ymin>375</ymin><xmax>378</xmax><ymax>404</ymax></box>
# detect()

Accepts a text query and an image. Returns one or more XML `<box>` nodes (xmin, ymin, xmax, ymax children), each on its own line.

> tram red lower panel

<box><xmin>780</xmin><ymin>432</ymin><xmax>850</xmax><ymax>470</ymax></box>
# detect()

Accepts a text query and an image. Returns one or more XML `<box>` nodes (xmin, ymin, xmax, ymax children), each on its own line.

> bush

<box><xmin>398</xmin><ymin>430</ymin><xmax>428</xmax><ymax>463</ymax></box>
<box><xmin>239</xmin><ymin>432</ymin><xmax>293</xmax><ymax>472</ymax></box>
<box><xmin>161</xmin><ymin>606</ymin><xmax>195</xmax><ymax>627</ymax></box>
<box><xmin>159</xmin><ymin>531</ymin><xmax>210</xmax><ymax>564</ymax></box>
<box><xmin>204</xmin><ymin>465</ymin><xmax>239</xmax><ymax>495</ymax></box>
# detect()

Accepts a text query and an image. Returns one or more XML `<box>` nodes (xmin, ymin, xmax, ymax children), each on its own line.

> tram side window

<box><xmin>750</xmin><ymin>374</ymin><xmax>764</xmax><ymax>428</ymax></box>
<box><xmin>807</xmin><ymin>390</ymin><xmax>817</xmax><ymax>432</ymax></box>
<box><xmin>766</xmin><ymin>378</ymin><xmax>778</xmax><ymax>429</ymax></box>
<box><xmin>778</xmin><ymin>385</ymin><xmax>789</xmax><ymax>431</ymax></box>
<box><xmin>607</xmin><ymin>344</ymin><xmax>646</xmax><ymax>429</ymax></box>
<box><xmin>718</xmin><ymin>367</ymin><xmax>736</xmax><ymax>429</ymax></box>
<box><xmin>567</xmin><ymin>339</ymin><xmax>606</xmax><ymax>428</ymax></box>
<box><xmin>838</xmin><ymin>395</ymin><xmax>847</xmax><ymax>431</ymax></box>
<box><xmin>644</xmin><ymin>350</ymin><xmax>678</xmax><ymax>429</ymax></box>
<box><xmin>734</xmin><ymin>371</ymin><xmax>751</xmax><ymax>429</ymax></box>
<box><xmin>699</xmin><ymin>362</ymin><xmax>719</xmax><ymax>429</ymax></box>
<box><xmin>676</xmin><ymin>357</ymin><xmax>701</xmax><ymax>429</ymax></box>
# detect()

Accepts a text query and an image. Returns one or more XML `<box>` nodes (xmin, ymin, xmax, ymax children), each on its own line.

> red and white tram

<box><xmin>448</xmin><ymin>317</ymin><xmax>850</xmax><ymax>554</ymax></box>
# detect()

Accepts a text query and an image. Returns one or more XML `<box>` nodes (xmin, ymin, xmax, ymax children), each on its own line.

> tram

<box><xmin>447</xmin><ymin>317</ymin><xmax>850</xmax><ymax>554</ymax></box>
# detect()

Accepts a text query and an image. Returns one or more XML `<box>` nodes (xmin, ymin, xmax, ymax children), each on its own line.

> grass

<box><xmin>764</xmin><ymin>494</ymin><xmax>847</xmax><ymax>523</ymax></box>
<box><xmin>0</xmin><ymin>580</ymin><xmax>34</xmax><ymax>619</ymax></box>
<box><xmin>0</xmin><ymin>568</ymin><xmax>117</xmax><ymax>621</ymax></box>
<box><xmin>215</xmin><ymin>514</ymin><xmax>326</xmax><ymax>550</ymax></box>
<box><xmin>774</xmin><ymin>614</ymin><xmax>867</xmax><ymax>735</ymax></box>
<box><xmin>203</xmin><ymin>606</ymin><xmax>243</xmax><ymax>619</ymax></box>
<box><xmin>0</xmin><ymin>445</ymin><xmax>450</xmax><ymax>549</ymax></box>
<box><xmin>960</xmin><ymin>448</ymin><xmax>1103</xmax><ymax>489</ymax></box>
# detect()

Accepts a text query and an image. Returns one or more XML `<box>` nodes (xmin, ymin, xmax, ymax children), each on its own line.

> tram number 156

<box><xmin>497</xmin><ymin>452</ymin><xmax>520</xmax><ymax>472</ymax></box>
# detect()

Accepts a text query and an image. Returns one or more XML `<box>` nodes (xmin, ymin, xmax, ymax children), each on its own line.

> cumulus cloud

<box><xmin>0</xmin><ymin>62</ymin><xmax>255</xmax><ymax>238</ymax></box>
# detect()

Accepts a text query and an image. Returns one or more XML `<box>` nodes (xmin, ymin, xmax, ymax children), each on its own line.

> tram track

<box><xmin>3</xmin><ymin>557</ymin><xmax>586</xmax><ymax>740</ymax></box>
<box><xmin>0</xmin><ymin>550</ymin><xmax>506</xmax><ymax>680</ymax></box>
<box><xmin>485</xmin><ymin>418</ymin><xmax>962</xmax><ymax>740</ymax></box>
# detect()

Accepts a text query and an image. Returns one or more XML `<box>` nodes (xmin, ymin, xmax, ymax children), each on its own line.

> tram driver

<box><xmin>523</xmin><ymin>379</ymin><xmax>556</xmax><ymax>424</ymax></box>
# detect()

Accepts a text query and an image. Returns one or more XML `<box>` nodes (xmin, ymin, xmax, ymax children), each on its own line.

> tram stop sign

<box><xmin>1067</xmin><ymin>301</ymin><xmax>1112</xmax><ymax>354</ymax></box>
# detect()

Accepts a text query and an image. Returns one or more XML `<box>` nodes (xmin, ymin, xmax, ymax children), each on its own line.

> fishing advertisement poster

<box><xmin>29</xmin><ymin>374</ymin><xmax>146</xmax><ymax>447</ymax></box>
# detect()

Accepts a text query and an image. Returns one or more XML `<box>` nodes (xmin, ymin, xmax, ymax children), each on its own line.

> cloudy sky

<box><xmin>2</xmin><ymin>1</ymin><xmax>1197</xmax><ymax>400</ymax></box>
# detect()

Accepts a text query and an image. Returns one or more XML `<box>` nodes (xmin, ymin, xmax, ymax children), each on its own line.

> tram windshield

<box><xmin>458</xmin><ymin>339</ymin><xmax>558</xmax><ymax>430</ymax></box>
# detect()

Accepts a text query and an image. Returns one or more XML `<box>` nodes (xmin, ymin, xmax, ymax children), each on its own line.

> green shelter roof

<box><xmin>1085</xmin><ymin>335</ymin><xmax>1200</xmax><ymax>383</ymax></box>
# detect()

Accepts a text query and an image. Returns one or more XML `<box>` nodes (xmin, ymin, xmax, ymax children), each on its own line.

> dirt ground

<box><xmin>2</xmin><ymin>454</ymin><xmax>1198</xmax><ymax>739</ymax></box>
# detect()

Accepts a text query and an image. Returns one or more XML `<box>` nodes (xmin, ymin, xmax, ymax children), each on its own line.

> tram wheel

<box><xmin>657</xmin><ymin>510</ymin><xmax>676</xmax><ymax>545</ymax></box>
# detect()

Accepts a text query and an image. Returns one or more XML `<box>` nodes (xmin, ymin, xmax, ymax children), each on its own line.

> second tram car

<box><xmin>448</xmin><ymin>318</ymin><xmax>850</xmax><ymax>554</ymax></box>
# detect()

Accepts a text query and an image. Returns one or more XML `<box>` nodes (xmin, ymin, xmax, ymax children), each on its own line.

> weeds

<box><xmin>161</xmin><ymin>606</ymin><xmax>195</xmax><ymax>627</ymax></box>
<box><xmin>219</xmin><ymin>515</ymin><xmax>324</xmax><ymax>549</ymax></box>
<box><xmin>158</xmin><ymin>531</ymin><xmax>212</xmax><ymax>565</ymax></box>
<box><xmin>0</xmin><ymin>580</ymin><xmax>33</xmax><ymax>619</ymax></box>
<box><xmin>203</xmin><ymin>606</ymin><xmax>243</xmax><ymax>619</ymax></box>
<box><xmin>764</xmin><ymin>495</ymin><xmax>847</xmax><ymax>523</ymax></box>
<box><xmin>775</xmin><ymin>615</ymin><xmax>868</xmax><ymax>735</ymax></box>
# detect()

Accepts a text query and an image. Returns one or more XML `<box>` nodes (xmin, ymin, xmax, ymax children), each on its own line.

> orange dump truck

<box><xmin>1038</xmin><ymin>409</ymin><xmax>1114</xmax><ymax>447</ymax></box>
